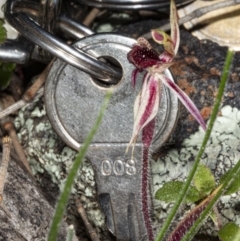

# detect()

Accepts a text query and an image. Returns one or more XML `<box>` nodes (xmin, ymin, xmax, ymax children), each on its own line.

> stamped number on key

<box><xmin>101</xmin><ymin>159</ymin><xmax>137</xmax><ymax>176</ymax></box>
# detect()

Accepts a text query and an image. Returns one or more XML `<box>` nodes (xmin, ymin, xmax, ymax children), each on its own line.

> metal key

<box><xmin>45</xmin><ymin>33</ymin><xmax>178</xmax><ymax>240</ymax></box>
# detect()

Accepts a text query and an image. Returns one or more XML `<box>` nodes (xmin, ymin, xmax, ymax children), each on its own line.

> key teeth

<box><xmin>99</xmin><ymin>192</ymin><xmax>143</xmax><ymax>241</ymax></box>
<box><xmin>98</xmin><ymin>193</ymin><xmax>116</xmax><ymax>235</ymax></box>
<box><xmin>128</xmin><ymin>193</ymin><xmax>137</xmax><ymax>241</ymax></box>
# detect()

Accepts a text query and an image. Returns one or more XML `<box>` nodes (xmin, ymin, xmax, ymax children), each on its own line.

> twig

<box><xmin>22</xmin><ymin>62</ymin><xmax>52</xmax><ymax>102</ymax></box>
<box><xmin>0</xmin><ymin>61</ymin><xmax>52</xmax><ymax>120</ymax></box>
<box><xmin>3</xmin><ymin>121</ymin><xmax>33</xmax><ymax>177</ymax></box>
<box><xmin>0</xmin><ymin>203</ymin><xmax>11</xmax><ymax>218</ymax></box>
<box><xmin>83</xmin><ymin>8</ymin><xmax>101</xmax><ymax>27</ymax></box>
<box><xmin>142</xmin><ymin>0</ymin><xmax>240</xmax><ymax>39</ymax></box>
<box><xmin>0</xmin><ymin>136</ymin><xmax>12</xmax><ymax>204</ymax></box>
<box><xmin>75</xmin><ymin>199</ymin><xmax>100</xmax><ymax>241</ymax></box>
<box><xmin>0</xmin><ymin>88</ymin><xmax>44</xmax><ymax>120</ymax></box>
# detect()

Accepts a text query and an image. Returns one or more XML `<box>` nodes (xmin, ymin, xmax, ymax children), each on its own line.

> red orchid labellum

<box><xmin>127</xmin><ymin>0</ymin><xmax>206</xmax><ymax>151</ymax></box>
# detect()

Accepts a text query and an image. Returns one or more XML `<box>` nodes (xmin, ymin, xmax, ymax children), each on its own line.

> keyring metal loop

<box><xmin>39</xmin><ymin>0</ymin><xmax>61</xmax><ymax>34</ymax></box>
<box><xmin>35</xmin><ymin>0</ymin><xmax>61</xmax><ymax>61</ymax></box>
<box><xmin>4</xmin><ymin>0</ymin><xmax>122</xmax><ymax>83</ymax></box>
<box><xmin>12</xmin><ymin>1</ymin><xmax>95</xmax><ymax>39</ymax></box>
<box><xmin>0</xmin><ymin>36</ymin><xmax>34</xmax><ymax>63</ymax></box>
<box><xmin>77</xmin><ymin>0</ymin><xmax>193</xmax><ymax>10</ymax></box>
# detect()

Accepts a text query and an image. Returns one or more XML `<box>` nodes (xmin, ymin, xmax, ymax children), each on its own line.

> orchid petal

<box><xmin>127</xmin><ymin>73</ymin><xmax>162</xmax><ymax>150</ymax></box>
<box><xmin>160</xmin><ymin>74</ymin><xmax>206</xmax><ymax>131</ymax></box>
<box><xmin>131</xmin><ymin>68</ymin><xmax>140</xmax><ymax>87</ymax></box>
<box><xmin>148</xmin><ymin>62</ymin><xmax>174</xmax><ymax>74</ymax></box>
<box><xmin>158</xmin><ymin>52</ymin><xmax>173</xmax><ymax>63</ymax></box>
<box><xmin>170</xmin><ymin>0</ymin><xmax>180</xmax><ymax>54</ymax></box>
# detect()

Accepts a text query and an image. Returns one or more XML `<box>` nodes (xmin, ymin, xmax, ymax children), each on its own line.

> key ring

<box><xmin>77</xmin><ymin>0</ymin><xmax>194</xmax><ymax>10</ymax></box>
<box><xmin>0</xmin><ymin>36</ymin><xmax>34</xmax><ymax>63</ymax></box>
<box><xmin>38</xmin><ymin>0</ymin><xmax>61</xmax><ymax>34</ymax></box>
<box><xmin>32</xmin><ymin>0</ymin><xmax>61</xmax><ymax>62</ymax></box>
<box><xmin>12</xmin><ymin>1</ymin><xmax>94</xmax><ymax>39</ymax></box>
<box><xmin>4</xmin><ymin>0</ymin><xmax>122</xmax><ymax>84</ymax></box>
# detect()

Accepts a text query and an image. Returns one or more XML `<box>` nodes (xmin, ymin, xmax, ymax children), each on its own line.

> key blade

<box><xmin>89</xmin><ymin>145</ymin><xmax>146</xmax><ymax>241</ymax></box>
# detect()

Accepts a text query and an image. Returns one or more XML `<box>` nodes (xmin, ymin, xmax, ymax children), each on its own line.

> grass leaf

<box><xmin>220</xmin><ymin>167</ymin><xmax>240</xmax><ymax>195</ymax></box>
<box><xmin>154</xmin><ymin>49</ymin><xmax>234</xmax><ymax>241</ymax></box>
<box><xmin>47</xmin><ymin>90</ymin><xmax>112</xmax><ymax>241</ymax></box>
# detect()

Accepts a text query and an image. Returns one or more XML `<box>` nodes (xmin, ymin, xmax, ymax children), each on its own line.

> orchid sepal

<box><xmin>127</xmin><ymin>73</ymin><xmax>163</xmax><ymax>151</ymax></box>
<box><xmin>170</xmin><ymin>0</ymin><xmax>180</xmax><ymax>54</ymax></box>
<box><xmin>151</xmin><ymin>0</ymin><xmax>180</xmax><ymax>57</ymax></box>
<box><xmin>159</xmin><ymin>74</ymin><xmax>207</xmax><ymax>131</ymax></box>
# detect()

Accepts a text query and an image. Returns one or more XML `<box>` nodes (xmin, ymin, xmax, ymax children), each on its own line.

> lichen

<box><xmin>14</xmin><ymin>98</ymin><xmax>105</xmax><ymax>232</ymax></box>
<box><xmin>152</xmin><ymin>105</ymin><xmax>240</xmax><ymax>234</ymax></box>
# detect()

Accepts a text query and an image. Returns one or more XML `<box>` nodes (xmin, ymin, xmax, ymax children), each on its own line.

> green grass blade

<box><xmin>48</xmin><ymin>90</ymin><xmax>112</xmax><ymax>241</ymax></box>
<box><xmin>155</xmin><ymin>49</ymin><xmax>234</xmax><ymax>241</ymax></box>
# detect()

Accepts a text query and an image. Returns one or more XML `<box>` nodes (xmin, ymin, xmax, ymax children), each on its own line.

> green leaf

<box><xmin>1</xmin><ymin>62</ymin><xmax>15</xmax><ymax>71</ymax></box>
<box><xmin>220</xmin><ymin>167</ymin><xmax>240</xmax><ymax>195</ymax></box>
<box><xmin>218</xmin><ymin>223</ymin><xmax>240</xmax><ymax>241</ymax></box>
<box><xmin>0</xmin><ymin>19</ymin><xmax>7</xmax><ymax>44</ymax></box>
<box><xmin>155</xmin><ymin>181</ymin><xmax>200</xmax><ymax>203</ymax></box>
<box><xmin>0</xmin><ymin>62</ymin><xmax>16</xmax><ymax>89</ymax></box>
<box><xmin>47</xmin><ymin>90</ymin><xmax>112</xmax><ymax>241</ymax></box>
<box><xmin>193</xmin><ymin>164</ymin><xmax>215</xmax><ymax>196</ymax></box>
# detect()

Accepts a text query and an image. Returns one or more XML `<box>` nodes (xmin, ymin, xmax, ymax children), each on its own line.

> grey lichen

<box><xmin>14</xmin><ymin>98</ymin><xmax>240</xmax><ymax>238</ymax></box>
<box><xmin>14</xmin><ymin>98</ymin><xmax>106</xmax><ymax>233</ymax></box>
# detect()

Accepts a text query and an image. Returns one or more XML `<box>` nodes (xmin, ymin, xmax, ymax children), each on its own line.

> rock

<box><xmin>0</xmin><ymin>153</ymin><xmax>78</xmax><ymax>241</ymax></box>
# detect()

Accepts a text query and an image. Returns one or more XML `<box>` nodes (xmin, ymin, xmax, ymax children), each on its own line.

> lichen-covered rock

<box><xmin>14</xmin><ymin>99</ymin><xmax>108</xmax><ymax>240</ymax></box>
<box><xmin>0</xmin><ymin>154</ymin><xmax>77</xmax><ymax>241</ymax></box>
<box><xmin>152</xmin><ymin>105</ymin><xmax>240</xmax><ymax>236</ymax></box>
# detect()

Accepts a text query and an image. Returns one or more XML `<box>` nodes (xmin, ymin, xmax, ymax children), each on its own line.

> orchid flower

<box><xmin>127</xmin><ymin>0</ymin><xmax>206</xmax><ymax>151</ymax></box>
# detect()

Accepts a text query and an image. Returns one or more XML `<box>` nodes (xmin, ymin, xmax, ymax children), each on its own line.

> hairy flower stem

<box><xmin>142</xmin><ymin>120</ymin><xmax>155</xmax><ymax>241</ymax></box>
<box><xmin>142</xmin><ymin>146</ymin><xmax>154</xmax><ymax>241</ymax></box>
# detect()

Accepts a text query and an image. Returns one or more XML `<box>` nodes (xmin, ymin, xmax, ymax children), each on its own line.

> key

<box><xmin>45</xmin><ymin>33</ymin><xmax>178</xmax><ymax>240</ymax></box>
